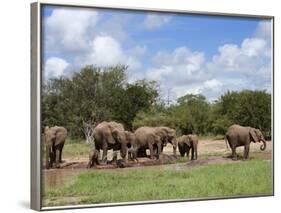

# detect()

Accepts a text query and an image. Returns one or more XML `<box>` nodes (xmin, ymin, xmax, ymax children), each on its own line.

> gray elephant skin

<box><xmin>177</xmin><ymin>134</ymin><xmax>198</xmax><ymax>160</ymax></box>
<box><xmin>155</xmin><ymin>127</ymin><xmax>177</xmax><ymax>155</ymax></box>
<box><xmin>87</xmin><ymin>149</ymin><xmax>100</xmax><ymax>168</ymax></box>
<box><xmin>44</xmin><ymin>126</ymin><xmax>67</xmax><ymax>169</ymax></box>
<box><xmin>133</xmin><ymin>126</ymin><xmax>177</xmax><ymax>159</ymax></box>
<box><xmin>125</xmin><ymin>131</ymin><xmax>138</xmax><ymax>161</ymax></box>
<box><xmin>225</xmin><ymin>124</ymin><xmax>266</xmax><ymax>160</ymax></box>
<box><xmin>93</xmin><ymin>121</ymin><xmax>128</xmax><ymax>163</ymax></box>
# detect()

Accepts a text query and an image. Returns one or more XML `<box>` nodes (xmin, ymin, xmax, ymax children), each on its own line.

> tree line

<box><xmin>42</xmin><ymin>65</ymin><xmax>271</xmax><ymax>139</ymax></box>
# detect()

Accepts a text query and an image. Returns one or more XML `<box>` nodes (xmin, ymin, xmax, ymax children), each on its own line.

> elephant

<box><xmin>44</xmin><ymin>126</ymin><xmax>67</xmax><ymax>169</ymax></box>
<box><xmin>124</xmin><ymin>131</ymin><xmax>139</xmax><ymax>161</ymax></box>
<box><xmin>177</xmin><ymin>134</ymin><xmax>198</xmax><ymax>160</ymax></box>
<box><xmin>133</xmin><ymin>127</ymin><xmax>162</xmax><ymax>159</ymax></box>
<box><xmin>155</xmin><ymin>127</ymin><xmax>177</xmax><ymax>155</ymax></box>
<box><xmin>87</xmin><ymin>149</ymin><xmax>100</xmax><ymax>168</ymax></box>
<box><xmin>225</xmin><ymin>124</ymin><xmax>266</xmax><ymax>160</ymax></box>
<box><xmin>93</xmin><ymin>121</ymin><xmax>128</xmax><ymax>163</ymax></box>
<box><xmin>133</xmin><ymin>126</ymin><xmax>177</xmax><ymax>159</ymax></box>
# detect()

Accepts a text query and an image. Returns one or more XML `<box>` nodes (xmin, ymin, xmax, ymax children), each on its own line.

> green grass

<box><xmin>63</xmin><ymin>140</ymin><xmax>92</xmax><ymax>158</ymax></box>
<box><xmin>43</xmin><ymin>159</ymin><xmax>273</xmax><ymax>206</ymax></box>
<box><xmin>198</xmin><ymin>134</ymin><xmax>225</xmax><ymax>140</ymax></box>
<box><xmin>43</xmin><ymin>139</ymin><xmax>92</xmax><ymax>159</ymax></box>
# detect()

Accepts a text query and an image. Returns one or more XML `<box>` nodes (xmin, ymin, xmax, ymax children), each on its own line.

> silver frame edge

<box><xmin>31</xmin><ymin>2</ymin><xmax>41</xmax><ymax>211</ymax></box>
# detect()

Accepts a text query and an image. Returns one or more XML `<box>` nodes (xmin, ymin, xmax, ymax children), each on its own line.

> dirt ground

<box><xmin>46</xmin><ymin>139</ymin><xmax>272</xmax><ymax>170</ymax></box>
<box><xmin>59</xmin><ymin>139</ymin><xmax>272</xmax><ymax>167</ymax></box>
<box><xmin>43</xmin><ymin>139</ymin><xmax>272</xmax><ymax>188</ymax></box>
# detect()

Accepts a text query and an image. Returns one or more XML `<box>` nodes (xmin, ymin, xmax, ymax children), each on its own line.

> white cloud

<box><xmin>241</xmin><ymin>38</ymin><xmax>267</xmax><ymax>57</ymax></box>
<box><xmin>85</xmin><ymin>36</ymin><xmax>124</xmax><ymax>66</ymax></box>
<box><xmin>44</xmin><ymin>57</ymin><xmax>69</xmax><ymax>79</ymax></box>
<box><xmin>79</xmin><ymin>35</ymin><xmax>142</xmax><ymax>71</ymax></box>
<box><xmin>204</xmin><ymin>79</ymin><xmax>223</xmax><ymax>90</ymax></box>
<box><xmin>255</xmin><ymin>20</ymin><xmax>272</xmax><ymax>40</ymax></box>
<box><xmin>45</xmin><ymin>8</ymin><xmax>98</xmax><ymax>53</ymax></box>
<box><xmin>98</xmin><ymin>15</ymin><xmax>130</xmax><ymax>42</ymax></box>
<box><xmin>147</xmin><ymin>47</ymin><xmax>206</xmax><ymax>82</ymax></box>
<box><xmin>144</xmin><ymin>14</ymin><xmax>172</xmax><ymax>29</ymax></box>
<box><xmin>141</xmin><ymin>47</ymin><xmax>208</xmax><ymax>103</ymax></box>
<box><xmin>209</xmin><ymin>37</ymin><xmax>269</xmax><ymax>74</ymax></box>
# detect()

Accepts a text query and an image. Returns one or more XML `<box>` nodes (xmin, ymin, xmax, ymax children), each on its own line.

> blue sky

<box><xmin>42</xmin><ymin>5</ymin><xmax>272</xmax><ymax>102</ymax></box>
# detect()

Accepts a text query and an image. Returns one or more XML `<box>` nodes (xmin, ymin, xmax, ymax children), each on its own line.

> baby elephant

<box><xmin>87</xmin><ymin>149</ymin><xmax>100</xmax><ymax>168</ymax></box>
<box><xmin>177</xmin><ymin>134</ymin><xmax>198</xmax><ymax>160</ymax></box>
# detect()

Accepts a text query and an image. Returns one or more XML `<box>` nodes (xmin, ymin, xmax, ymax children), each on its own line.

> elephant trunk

<box><xmin>120</xmin><ymin>143</ymin><xmax>127</xmax><ymax>159</ymax></box>
<box><xmin>260</xmin><ymin>139</ymin><xmax>266</xmax><ymax>151</ymax></box>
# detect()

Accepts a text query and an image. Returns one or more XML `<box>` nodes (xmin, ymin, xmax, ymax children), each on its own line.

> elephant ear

<box><xmin>184</xmin><ymin>135</ymin><xmax>191</xmax><ymax>146</ymax></box>
<box><xmin>249</xmin><ymin>128</ymin><xmax>259</xmax><ymax>142</ymax></box>
<box><xmin>111</xmin><ymin>128</ymin><xmax>120</xmax><ymax>144</ymax></box>
<box><xmin>165</xmin><ymin>128</ymin><xmax>175</xmax><ymax>138</ymax></box>
<box><xmin>54</xmin><ymin>127</ymin><xmax>67</xmax><ymax>146</ymax></box>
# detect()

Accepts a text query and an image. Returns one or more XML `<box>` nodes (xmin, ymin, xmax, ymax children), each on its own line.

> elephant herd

<box><xmin>87</xmin><ymin>122</ymin><xmax>187</xmax><ymax>168</ymax></box>
<box><xmin>44</xmin><ymin>123</ymin><xmax>267</xmax><ymax>169</ymax></box>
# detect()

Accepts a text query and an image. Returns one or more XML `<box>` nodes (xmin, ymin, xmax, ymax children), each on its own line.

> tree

<box><xmin>172</xmin><ymin>94</ymin><xmax>211</xmax><ymax>135</ymax></box>
<box><xmin>133</xmin><ymin>105</ymin><xmax>174</xmax><ymax>129</ymax></box>
<box><xmin>113</xmin><ymin>80</ymin><xmax>159</xmax><ymax>130</ymax></box>
<box><xmin>42</xmin><ymin>65</ymin><xmax>159</xmax><ymax>138</ymax></box>
<box><xmin>211</xmin><ymin>90</ymin><xmax>271</xmax><ymax>136</ymax></box>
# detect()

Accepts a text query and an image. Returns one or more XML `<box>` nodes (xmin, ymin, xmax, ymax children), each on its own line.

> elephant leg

<box><xmin>128</xmin><ymin>149</ymin><xmax>134</xmax><ymax>161</ymax></box>
<box><xmin>148</xmin><ymin>143</ymin><xmax>155</xmax><ymax>159</ymax></box>
<box><xmin>111</xmin><ymin>148</ymin><xmax>118</xmax><ymax>164</ymax></box>
<box><xmin>179</xmin><ymin>146</ymin><xmax>185</xmax><ymax>157</ymax></box>
<box><xmin>243</xmin><ymin>145</ymin><xmax>250</xmax><ymax>160</ymax></box>
<box><xmin>194</xmin><ymin>144</ymin><xmax>198</xmax><ymax>160</ymax></box>
<box><xmin>191</xmin><ymin>146</ymin><xmax>195</xmax><ymax>160</ymax></box>
<box><xmin>231</xmin><ymin>146</ymin><xmax>238</xmax><ymax>161</ymax></box>
<box><xmin>49</xmin><ymin>146</ymin><xmax>56</xmax><ymax>168</ymax></box>
<box><xmin>49</xmin><ymin>151</ymin><xmax>54</xmax><ymax>168</ymax></box>
<box><xmin>132</xmin><ymin>146</ymin><xmax>139</xmax><ymax>162</ymax></box>
<box><xmin>186</xmin><ymin>147</ymin><xmax>190</xmax><ymax>160</ymax></box>
<box><xmin>101</xmin><ymin>143</ymin><xmax>108</xmax><ymax>163</ymax></box>
<box><xmin>59</xmin><ymin>149</ymin><xmax>62</xmax><ymax>163</ymax></box>
<box><xmin>157</xmin><ymin>142</ymin><xmax>162</xmax><ymax>158</ymax></box>
<box><xmin>59</xmin><ymin>143</ymin><xmax>64</xmax><ymax>163</ymax></box>
<box><xmin>54</xmin><ymin>149</ymin><xmax>60</xmax><ymax>168</ymax></box>
<box><xmin>179</xmin><ymin>151</ymin><xmax>185</xmax><ymax>157</ymax></box>
<box><xmin>128</xmin><ymin>149</ymin><xmax>132</xmax><ymax>161</ymax></box>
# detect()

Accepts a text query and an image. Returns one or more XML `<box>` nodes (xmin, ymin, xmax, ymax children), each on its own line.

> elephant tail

<box><xmin>224</xmin><ymin>135</ymin><xmax>230</xmax><ymax>150</ymax></box>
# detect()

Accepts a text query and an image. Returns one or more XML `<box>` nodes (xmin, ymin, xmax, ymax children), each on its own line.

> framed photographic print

<box><xmin>31</xmin><ymin>1</ymin><xmax>274</xmax><ymax>211</ymax></box>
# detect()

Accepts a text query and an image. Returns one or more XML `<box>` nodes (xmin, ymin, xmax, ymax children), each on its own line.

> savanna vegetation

<box><xmin>42</xmin><ymin>65</ymin><xmax>271</xmax><ymax>139</ymax></box>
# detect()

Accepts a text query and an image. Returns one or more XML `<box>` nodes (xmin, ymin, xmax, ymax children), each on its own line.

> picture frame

<box><xmin>31</xmin><ymin>1</ymin><xmax>274</xmax><ymax>211</ymax></box>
